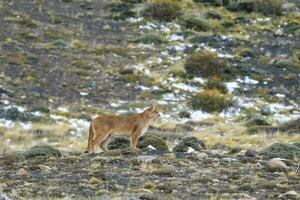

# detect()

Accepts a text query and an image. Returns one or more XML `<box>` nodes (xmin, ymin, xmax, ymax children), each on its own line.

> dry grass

<box><xmin>193</xmin><ymin>122</ymin><xmax>300</xmax><ymax>151</ymax></box>
<box><xmin>0</xmin><ymin>122</ymin><xmax>87</xmax><ymax>154</ymax></box>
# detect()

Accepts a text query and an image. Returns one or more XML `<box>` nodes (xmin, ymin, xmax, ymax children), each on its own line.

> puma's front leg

<box><xmin>130</xmin><ymin>129</ymin><xmax>141</xmax><ymax>151</ymax></box>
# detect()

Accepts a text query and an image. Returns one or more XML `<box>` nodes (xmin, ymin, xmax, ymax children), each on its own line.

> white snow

<box><xmin>173</xmin><ymin>83</ymin><xmax>198</xmax><ymax>92</ymax></box>
<box><xmin>50</xmin><ymin>114</ymin><xmax>67</xmax><ymax>120</ymax></box>
<box><xmin>169</xmin><ymin>34</ymin><xmax>184</xmax><ymax>41</ymax></box>
<box><xmin>126</xmin><ymin>17</ymin><xmax>143</xmax><ymax>23</ymax></box>
<box><xmin>226</xmin><ymin>81</ymin><xmax>240</xmax><ymax>93</ymax></box>
<box><xmin>58</xmin><ymin>107</ymin><xmax>69</xmax><ymax>112</ymax></box>
<box><xmin>187</xmin><ymin>147</ymin><xmax>195</xmax><ymax>154</ymax></box>
<box><xmin>0</xmin><ymin>119</ymin><xmax>14</xmax><ymax>128</ymax></box>
<box><xmin>237</xmin><ymin>76</ymin><xmax>259</xmax><ymax>85</ymax></box>
<box><xmin>2</xmin><ymin>100</ymin><xmax>10</xmax><ymax>105</ymax></box>
<box><xmin>80</xmin><ymin>92</ymin><xmax>88</xmax><ymax>96</ymax></box>
<box><xmin>147</xmin><ymin>145</ymin><xmax>157</xmax><ymax>150</ymax></box>
<box><xmin>193</xmin><ymin>77</ymin><xmax>205</xmax><ymax>84</ymax></box>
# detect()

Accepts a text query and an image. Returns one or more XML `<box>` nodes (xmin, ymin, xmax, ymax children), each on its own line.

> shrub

<box><xmin>183</xmin><ymin>17</ymin><xmax>211</xmax><ymax>31</ymax></box>
<box><xmin>204</xmin><ymin>78</ymin><xmax>228</xmax><ymax>94</ymax></box>
<box><xmin>134</xmin><ymin>34</ymin><xmax>164</xmax><ymax>44</ymax></box>
<box><xmin>110</xmin><ymin>2</ymin><xmax>136</xmax><ymax>20</ymax></box>
<box><xmin>142</xmin><ymin>0</ymin><xmax>181</xmax><ymax>21</ymax></box>
<box><xmin>190</xmin><ymin>89</ymin><xmax>234</xmax><ymax>113</ymax></box>
<box><xmin>185</xmin><ymin>51</ymin><xmax>226</xmax><ymax>77</ymax></box>
<box><xmin>262</xmin><ymin>143</ymin><xmax>300</xmax><ymax>160</ymax></box>
<box><xmin>173</xmin><ymin>136</ymin><xmax>206</xmax><ymax>152</ymax></box>
<box><xmin>24</xmin><ymin>145</ymin><xmax>61</xmax><ymax>158</ymax></box>
<box><xmin>245</xmin><ymin>116</ymin><xmax>271</xmax><ymax>127</ymax></box>
<box><xmin>255</xmin><ymin>0</ymin><xmax>284</xmax><ymax>16</ymax></box>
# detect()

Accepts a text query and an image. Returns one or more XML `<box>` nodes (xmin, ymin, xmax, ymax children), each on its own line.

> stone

<box><xmin>274</xmin><ymin>29</ymin><xmax>284</xmax><ymax>36</ymax></box>
<box><xmin>24</xmin><ymin>145</ymin><xmax>61</xmax><ymax>159</ymax></box>
<box><xmin>16</xmin><ymin>168</ymin><xmax>29</xmax><ymax>177</ymax></box>
<box><xmin>245</xmin><ymin>149</ymin><xmax>256</xmax><ymax>157</ymax></box>
<box><xmin>267</xmin><ymin>158</ymin><xmax>289</xmax><ymax>170</ymax></box>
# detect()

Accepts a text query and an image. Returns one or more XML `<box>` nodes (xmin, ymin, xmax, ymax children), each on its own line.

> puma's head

<box><xmin>143</xmin><ymin>104</ymin><xmax>160</xmax><ymax>119</ymax></box>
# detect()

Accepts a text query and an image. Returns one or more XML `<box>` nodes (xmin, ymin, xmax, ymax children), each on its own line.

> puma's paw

<box><xmin>130</xmin><ymin>147</ymin><xmax>140</xmax><ymax>153</ymax></box>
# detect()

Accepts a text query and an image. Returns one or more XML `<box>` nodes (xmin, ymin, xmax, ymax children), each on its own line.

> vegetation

<box><xmin>185</xmin><ymin>51</ymin><xmax>226</xmax><ymax>78</ymax></box>
<box><xmin>183</xmin><ymin>17</ymin><xmax>211</xmax><ymax>32</ymax></box>
<box><xmin>142</xmin><ymin>0</ymin><xmax>181</xmax><ymax>21</ymax></box>
<box><xmin>190</xmin><ymin>89</ymin><xmax>234</xmax><ymax>113</ymax></box>
<box><xmin>203</xmin><ymin>78</ymin><xmax>228</xmax><ymax>94</ymax></box>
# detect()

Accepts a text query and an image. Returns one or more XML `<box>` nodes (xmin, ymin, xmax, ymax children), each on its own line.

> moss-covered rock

<box><xmin>137</xmin><ymin>135</ymin><xmax>168</xmax><ymax>151</ymax></box>
<box><xmin>24</xmin><ymin>145</ymin><xmax>61</xmax><ymax>159</ymax></box>
<box><xmin>173</xmin><ymin>136</ymin><xmax>206</xmax><ymax>152</ymax></box>
<box><xmin>262</xmin><ymin>143</ymin><xmax>300</xmax><ymax>160</ymax></box>
<box><xmin>107</xmin><ymin>136</ymin><xmax>130</xmax><ymax>150</ymax></box>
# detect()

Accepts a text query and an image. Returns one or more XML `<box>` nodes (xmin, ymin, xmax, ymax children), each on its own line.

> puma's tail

<box><xmin>84</xmin><ymin>124</ymin><xmax>93</xmax><ymax>153</ymax></box>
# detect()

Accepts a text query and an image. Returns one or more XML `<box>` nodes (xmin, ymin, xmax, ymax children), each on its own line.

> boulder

<box><xmin>262</xmin><ymin>143</ymin><xmax>300</xmax><ymax>160</ymax></box>
<box><xmin>24</xmin><ymin>145</ymin><xmax>61</xmax><ymax>159</ymax></box>
<box><xmin>173</xmin><ymin>136</ymin><xmax>206</xmax><ymax>152</ymax></box>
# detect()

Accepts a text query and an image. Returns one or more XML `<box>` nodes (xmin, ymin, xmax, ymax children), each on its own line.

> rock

<box><xmin>274</xmin><ymin>29</ymin><xmax>284</xmax><ymax>36</ymax></box>
<box><xmin>282</xmin><ymin>3</ymin><xmax>297</xmax><ymax>12</ymax></box>
<box><xmin>195</xmin><ymin>152</ymin><xmax>208</xmax><ymax>160</ymax></box>
<box><xmin>24</xmin><ymin>145</ymin><xmax>62</xmax><ymax>159</ymax></box>
<box><xmin>245</xmin><ymin>149</ymin><xmax>256</xmax><ymax>157</ymax></box>
<box><xmin>270</xmin><ymin>85</ymin><xmax>289</xmax><ymax>95</ymax></box>
<box><xmin>135</xmin><ymin>155</ymin><xmax>158</xmax><ymax>163</ymax></box>
<box><xmin>5</xmin><ymin>107</ymin><xmax>26</xmax><ymax>121</ymax></box>
<box><xmin>279</xmin><ymin>190</ymin><xmax>299</xmax><ymax>198</ymax></box>
<box><xmin>137</xmin><ymin>135</ymin><xmax>168</xmax><ymax>151</ymax></box>
<box><xmin>267</xmin><ymin>158</ymin><xmax>289</xmax><ymax>171</ymax></box>
<box><xmin>107</xmin><ymin>137</ymin><xmax>130</xmax><ymax>150</ymax></box>
<box><xmin>16</xmin><ymin>168</ymin><xmax>29</xmax><ymax>176</ymax></box>
<box><xmin>262</xmin><ymin>143</ymin><xmax>300</xmax><ymax>160</ymax></box>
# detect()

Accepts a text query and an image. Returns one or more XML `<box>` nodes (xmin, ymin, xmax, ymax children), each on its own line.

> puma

<box><xmin>85</xmin><ymin>105</ymin><xmax>160</xmax><ymax>153</ymax></box>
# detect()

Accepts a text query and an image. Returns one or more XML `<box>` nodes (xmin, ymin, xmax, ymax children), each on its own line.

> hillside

<box><xmin>0</xmin><ymin>0</ymin><xmax>300</xmax><ymax>199</ymax></box>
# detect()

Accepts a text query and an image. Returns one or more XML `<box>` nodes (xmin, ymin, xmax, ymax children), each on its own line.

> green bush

<box><xmin>262</xmin><ymin>143</ymin><xmax>300</xmax><ymax>160</ymax></box>
<box><xmin>24</xmin><ymin>145</ymin><xmax>61</xmax><ymax>159</ymax></box>
<box><xmin>190</xmin><ymin>89</ymin><xmax>234</xmax><ymax>113</ymax></box>
<box><xmin>134</xmin><ymin>34</ymin><xmax>164</xmax><ymax>44</ymax></box>
<box><xmin>255</xmin><ymin>0</ymin><xmax>284</xmax><ymax>16</ymax></box>
<box><xmin>183</xmin><ymin>17</ymin><xmax>210</xmax><ymax>31</ymax></box>
<box><xmin>204</xmin><ymin>78</ymin><xmax>228</xmax><ymax>94</ymax></box>
<box><xmin>185</xmin><ymin>51</ymin><xmax>226</xmax><ymax>78</ymax></box>
<box><xmin>142</xmin><ymin>0</ymin><xmax>181</xmax><ymax>21</ymax></box>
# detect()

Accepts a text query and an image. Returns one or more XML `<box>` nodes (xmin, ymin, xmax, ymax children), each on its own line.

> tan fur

<box><xmin>85</xmin><ymin>105</ymin><xmax>160</xmax><ymax>153</ymax></box>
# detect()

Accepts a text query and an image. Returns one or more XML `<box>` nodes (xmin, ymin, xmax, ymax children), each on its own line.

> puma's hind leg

<box><xmin>90</xmin><ymin>129</ymin><xmax>111</xmax><ymax>153</ymax></box>
<box><xmin>100</xmin><ymin>134</ymin><xmax>111</xmax><ymax>152</ymax></box>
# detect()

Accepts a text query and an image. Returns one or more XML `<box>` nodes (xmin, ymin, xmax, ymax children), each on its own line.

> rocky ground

<box><xmin>0</xmin><ymin>137</ymin><xmax>300</xmax><ymax>200</ymax></box>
